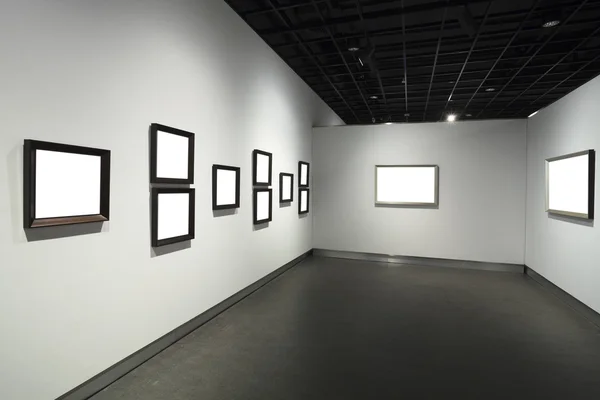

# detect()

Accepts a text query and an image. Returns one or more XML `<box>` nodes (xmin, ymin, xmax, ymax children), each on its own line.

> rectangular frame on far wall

<box><xmin>212</xmin><ymin>164</ymin><xmax>241</xmax><ymax>210</ymax></box>
<box><xmin>150</xmin><ymin>123</ymin><xmax>195</xmax><ymax>184</ymax></box>
<box><xmin>151</xmin><ymin>188</ymin><xmax>195</xmax><ymax>247</ymax></box>
<box><xmin>23</xmin><ymin>139</ymin><xmax>111</xmax><ymax>229</ymax></box>
<box><xmin>279</xmin><ymin>173</ymin><xmax>294</xmax><ymax>203</ymax></box>
<box><xmin>253</xmin><ymin>188</ymin><xmax>272</xmax><ymax>224</ymax></box>
<box><xmin>252</xmin><ymin>149</ymin><xmax>272</xmax><ymax>186</ymax></box>
<box><xmin>546</xmin><ymin>150</ymin><xmax>595</xmax><ymax>220</ymax></box>
<box><xmin>299</xmin><ymin>188</ymin><xmax>310</xmax><ymax>215</ymax></box>
<box><xmin>375</xmin><ymin>165</ymin><xmax>439</xmax><ymax>207</ymax></box>
<box><xmin>298</xmin><ymin>161</ymin><xmax>310</xmax><ymax>188</ymax></box>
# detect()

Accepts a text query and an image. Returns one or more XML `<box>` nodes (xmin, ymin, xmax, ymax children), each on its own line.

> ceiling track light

<box><xmin>447</xmin><ymin>114</ymin><xmax>457</xmax><ymax>122</ymax></box>
<box><xmin>542</xmin><ymin>20</ymin><xmax>560</xmax><ymax>28</ymax></box>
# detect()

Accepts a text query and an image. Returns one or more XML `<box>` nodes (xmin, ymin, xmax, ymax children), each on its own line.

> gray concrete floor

<box><xmin>91</xmin><ymin>256</ymin><xmax>600</xmax><ymax>400</ymax></box>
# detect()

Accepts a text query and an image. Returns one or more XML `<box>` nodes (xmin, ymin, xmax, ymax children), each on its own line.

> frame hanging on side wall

<box><xmin>212</xmin><ymin>164</ymin><xmax>241</xmax><ymax>210</ymax></box>
<box><xmin>298</xmin><ymin>161</ymin><xmax>310</xmax><ymax>188</ymax></box>
<box><xmin>252</xmin><ymin>149</ymin><xmax>272</xmax><ymax>186</ymax></box>
<box><xmin>151</xmin><ymin>188</ymin><xmax>195</xmax><ymax>247</ymax></box>
<box><xmin>279</xmin><ymin>173</ymin><xmax>294</xmax><ymax>203</ymax></box>
<box><xmin>546</xmin><ymin>150</ymin><xmax>595</xmax><ymax>220</ymax></box>
<box><xmin>150</xmin><ymin>123</ymin><xmax>195</xmax><ymax>184</ymax></box>
<box><xmin>253</xmin><ymin>188</ymin><xmax>272</xmax><ymax>224</ymax></box>
<box><xmin>299</xmin><ymin>188</ymin><xmax>310</xmax><ymax>215</ymax></box>
<box><xmin>23</xmin><ymin>139</ymin><xmax>111</xmax><ymax>229</ymax></box>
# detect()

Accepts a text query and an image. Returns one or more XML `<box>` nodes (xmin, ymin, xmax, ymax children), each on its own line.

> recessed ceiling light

<box><xmin>348</xmin><ymin>47</ymin><xmax>360</xmax><ymax>52</ymax></box>
<box><xmin>449</xmin><ymin>81</ymin><xmax>455</xmax><ymax>84</ymax></box>
<box><xmin>370</xmin><ymin>95</ymin><xmax>378</xmax><ymax>99</ymax></box>
<box><xmin>385</xmin><ymin>122</ymin><xmax>393</xmax><ymax>125</ymax></box>
<box><xmin>528</xmin><ymin>110</ymin><xmax>540</xmax><ymax>118</ymax></box>
<box><xmin>447</xmin><ymin>114</ymin><xmax>457</xmax><ymax>122</ymax></box>
<box><xmin>542</xmin><ymin>20</ymin><xmax>560</xmax><ymax>28</ymax></box>
<box><xmin>466</xmin><ymin>114</ymin><xmax>472</xmax><ymax>117</ymax></box>
<box><xmin>485</xmin><ymin>88</ymin><xmax>495</xmax><ymax>92</ymax></box>
<box><xmin>404</xmin><ymin>113</ymin><xmax>410</xmax><ymax>117</ymax></box>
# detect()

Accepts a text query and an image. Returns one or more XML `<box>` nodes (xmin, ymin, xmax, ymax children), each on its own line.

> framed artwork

<box><xmin>375</xmin><ymin>165</ymin><xmax>439</xmax><ymax>207</ymax></box>
<box><xmin>212</xmin><ymin>164</ymin><xmax>241</xmax><ymax>210</ymax></box>
<box><xmin>151</xmin><ymin>188</ymin><xmax>195</xmax><ymax>247</ymax></box>
<box><xmin>252</xmin><ymin>149</ymin><xmax>272</xmax><ymax>186</ymax></box>
<box><xmin>279</xmin><ymin>173</ymin><xmax>294</xmax><ymax>203</ymax></box>
<box><xmin>253</xmin><ymin>188</ymin><xmax>272</xmax><ymax>224</ymax></box>
<box><xmin>23</xmin><ymin>139</ymin><xmax>111</xmax><ymax>229</ymax></box>
<box><xmin>150</xmin><ymin>123</ymin><xmax>195</xmax><ymax>184</ymax></box>
<box><xmin>546</xmin><ymin>150</ymin><xmax>595</xmax><ymax>219</ymax></box>
<box><xmin>299</xmin><ymin>188</ymin><xmax>310</xmax><ymax>215</ymax></box>
<box><xmin>299</xmin><ymin>161</ymin><xmax>310</xmax><ymax>187</ymax></box>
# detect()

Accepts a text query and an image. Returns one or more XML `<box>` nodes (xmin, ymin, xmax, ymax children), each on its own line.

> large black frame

<box><xmin>252</xmin><ymin>149</ymin><xmax>272</xmax><ymax>186</ymax></box>
<box><xmin>298</xmin><ymin>161</ymin><xmax>310</xmax><ymax>188</ymax></box>
<box><xmin>212</xmin><ymin>164</ymin><xmax>241</xmax><ymax>210</ymax></box>
<box><xmin>298</xmin><ymin>188</ymin><xmax>310</xmax><ymax>215</ymax></box>
<box><xmin>23</xmin><ymin>139</ymin><xmax>111</xmax><ymax>229</ymax></box>
<box><xmin>150</xmin><ymin>123</ymin><xmax>195</xmax><ymax>184</ymax></box>
<box><xmin>546</xmin><ymin>150</ymin><xmax>595</xmax><ymax>220</ymax></box>
<box><xmin>279</xmin><ymin>173</ymin><xmax>294</xmax><ymax>203</ymax></box>
<box><xmin>253</xmin><ymin>188</ymin><xmax>273</xmax><ymax>225</ymax></box>
<box><xmin>151</xmin><ymin>188</ymin><xmax>195</xmax><ymax>247</ymax></box>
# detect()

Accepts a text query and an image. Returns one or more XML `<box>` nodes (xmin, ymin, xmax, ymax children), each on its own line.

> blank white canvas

<box><xmin>256</xmin><ymin>153</ymin><xmax>270</xmax><ymax>183</ymax></box>
<box><xmin>257</xmin><ymin>191</ymin><xmax>270</xmax><ymax>221</ymax></box>
<box><xmin>157</xmin><ymin>193</ymin><xmax>190</xmax><ymax>240</ymax></box>
<box><xmin>548</xmin><ymin>154</ymin><xmax>589</xmax><ymax>214</ymax></box>
<box><xmin>35</xmin><ymin>150</ymin><xmax>101</xmax><ymax>218</ymax></box>
<box><xmin>157</xmin><ymin>131</ymin><xmax>189</xmax><ymax>179</ymax></box>
<box><xmin>376</xmin><ymin>166</ymin><xmax>437</xmax><ymax>203</ymax></box>
<box><xmin>300</xmin><ymin>163</ymin><xmax>309</xmax><ymax>185</ymax></box>
<box><xmin>281</xmin><ymin>175</ymin><xmax>292</xmax><ymax>201</ymax></box>
<box><xmin>300</xmin><ymin>190</ymin><xmax>308</xmax><ymax>212</ymax></box>
<box><xmin>216</xmin><ymin>169</ymin><xmax>237</xmax><ymax>206</ymax></box>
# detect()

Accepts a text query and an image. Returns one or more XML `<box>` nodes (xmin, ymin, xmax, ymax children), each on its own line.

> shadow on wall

<box><xmin>253</xmin><ymin>222</ymin><xmax>269</xmax><ymax>231</ymax></box>
<box><xmin>25</xmin><ymin>222</ymin><xmax>106</xmax><ymax>242</ymax></box>
<box><xmin>280</xmin><ymin>202</ymin><xmax>291</xmax><ymax>208</ymax></box>
<box><xmin>549</xmin><ymin>213</ymin><xmax>594</xmax><ymax>227</ymax></box>
<box><xmin>213</xmin><ymin>209</ymin><xmax>237</xmax><ymax>217</ymax></box>
<box><xmin>151</xmin><ymin>240</ymin><xmax>192</xmax><ymax>257</ymax></box>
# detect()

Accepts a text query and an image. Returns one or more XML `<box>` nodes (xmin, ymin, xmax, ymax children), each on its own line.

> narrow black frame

<box><xmin>546</xmin><ymin>149</ymin><xmax>595</xmax><ymax>220</ymax></box>
<box><xmin>298</xmin><ymin>161</ymin><xmax>310</xmax><ymax>188</ymax></box>
<box><xmin>150</xmin><ymin>123</ymin><xmax>195</xmax><ymax>184</ymax></box>
<box><xmin>23</xmin><ymin>139</ymin><xmax>111</xmax><ymax>229</ymax></box>
<box><xmin>253</xmin><ymin>188</ymin><xmax>273</xmax><ymax>224</ymax></box>
<box><xmin>212</xmin><ymin>164</ymin><xmax>241</xmax><ymax>210</ymax></box>
<box><xmin>279</xmin><ymin>173</ymin><xmax>294</xmax><ymax>203</ymax></box>
<box><xmin>151</xmin><ymin>188</ymin><xmax>195</xmax><ymax>247</ymax></box>
<box><xmin>298</xmin><ymin>188</ymin><xmax>310</xmax><ymax>215</ymax></box>
<box><xmin>252</xmin><ymin>149</ymin><xmax>272</xmax><ymax>186</ymax></box>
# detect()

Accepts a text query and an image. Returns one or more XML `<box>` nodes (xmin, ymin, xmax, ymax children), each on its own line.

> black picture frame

<box><xmin>279</xmin><ymin>173</ymin><xmax>294</xmax><ymax>203</ymax></box>
<box><xmin>252</xmin><ymin>149</ymin><xmax>273</xmax><ymax>186</ymax></box>
<box><xmin>150</xmin><ymin>123</ymin><xmax>195</xmax><ymax>184</ymax></box>
<box><xmin>212</xmin><ymin>164</ymin><xmax>241</xmax><ymax>210</ymax></box>
<box><xmin>151</xmin><ymin>188</ymin><xmax>195</xmax><ymax>247</ymax></box>
<box><xmin>298</xmin><ymin>161</ymin><xmax>310</xmax><ymax>188</ymax></box>
<box><xmin>299</xmin><ymin>188</ymin><xmax>310</xmax><ymax>215</ymax></box>
<box><xmin>253</xmin><ymin>188</ymin><xmax>273</xmax><ymax>224</ymax></box>
<box><xmin>23</xmin><ymin>139</ymin><xmax>111</xmax><ymax>229</ymax></box>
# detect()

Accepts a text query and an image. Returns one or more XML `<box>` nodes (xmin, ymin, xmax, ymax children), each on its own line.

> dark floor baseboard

<box><xmin>525</xmin><ymin>266</ymin><xmax>600</xmax><ymax>330</ymax></box>
<box><xmin>56</xmin><ymin>250</ymin><xmax>313</xmax><ymax>400</ymax></box>
<box><xmin>313</xmin><ymin>249</ymin><xmax>525</xmax><ymax>274</ymax></box>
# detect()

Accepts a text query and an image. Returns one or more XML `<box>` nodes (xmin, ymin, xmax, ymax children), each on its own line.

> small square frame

<box><xmin>252</xmin><ymin>149</ymin><xmax>273</xmax><ymax>186</ymax></box>
<box><xmin>299</xmin><ymin>188</ymin><xmax>310</xmax><ymax>215</ymax></box>
<box><xmin>212</xmin><ymin>164</ymin><xmax>241</xmax><ymax>210</ymax></box>
<box><xmin>279</xmin><ymin>173</ymin><xmax>294</xmax><ymax>203</ymax></box>
<box><xmin>298</xmin><ymin>161</ymin><xmax>310</xmax><ymax>188</ymax></box>
<box><xmin>253</xmin><ymin>188</ymin><xmax>273</xmax><ymax>224</ymax></box>
<box><xmin>150</xmin><ymin>123</ymin><xmax>195</xmax><ymax>184</ymax></box>
<box><xmin>151</xmin><ymin>188</ymin><xmax>195</xmax><ymax>247</ymax></box>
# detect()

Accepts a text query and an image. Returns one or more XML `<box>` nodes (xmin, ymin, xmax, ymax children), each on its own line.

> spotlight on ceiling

<box><xmin>466</xmin><ymin>114</ymin><xmax>472</xmax><ymax>117</ymax></box>
<box><xmin>404</xmin><ymin>113</ymin><xmax>410</xmax><ymax>117</ymax></box>
<box><xmin>528</xmin><ymin>110</ymin><xmax>540</xmax><ymax>118</ymax></box>
<box><xmin>385</xmin><ymin>122</ymin><xmax>393</xmax><ymax>125</ymax></box>
<box><xmin>370</xmin><ymin>95</ymin><xmax>378</xmax><ymax>100</ymax></box>
<box><xmin>348</xmin><ymin>46</ymin><xmax>360</xmax><ymax>52</ymax></box>
<box><xmin>447</xmin><ymin>114</ymin><xmax>457</xmax><ymax>122</ymax></box>
<box><xmin>542</xmin><ymin>20</ymin><xmax>560</xmax><ymax>28</ymax></box>
<box><xmin>485</xmin><ymin>88</ymin><xmax>495</xmax><ymax>92</ymax></box>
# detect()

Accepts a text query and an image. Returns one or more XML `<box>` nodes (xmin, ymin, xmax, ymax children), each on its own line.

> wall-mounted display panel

<box><xmin>253</xmin><ymin>150</ymin><xmax>272</xmax><ymax>186</ymax></box>
<box><xmin>150</xmin><ymin>123</ymin><xmax>195</xmax><ymax>184</ymax></box>
<box><xmin>151</xmin><ymin>188</ymin><xmax>195</xmax><ymax>247</ymax></box>
<box><xmin>299</xmin><ymin>188</ymin><xmax>310</xmax><ymax>215</ymax></box>
<box><xmin>23</xmin><ymin>140</ymin><xmax>111</xmax><ymax>229</ymax></box>
<box><xmin>253</xmin><ymin>188</ymin><xmax>272</xmax><ymax>224</ymax></box>
<box><xmin>375</xmin><ymin>165</ymin><xmax>439</xmax><ymax>206</ymax></box>
<box><xmin>546</xmin><ymin>150</ymin><xmax>595</xmax><ymax>219</ymax></box>
<box><xmin>299</xmin><ymin>161</ymin><xmax>310</xmax><ymax>187</ymax></box>
<box><xmin>212</xmin><ymin>164</ymin><xmax>241</xmax><ymax>210</ymax></box>
<box><xmin>279</xmin><ymin>173</ymin><xmax>294</xmax><ymax>203</ymax></box>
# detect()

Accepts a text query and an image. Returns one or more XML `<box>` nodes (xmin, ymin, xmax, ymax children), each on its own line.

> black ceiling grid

<box><xmin>226</xmin><ymin>0</ymin><xmax>600</xmax><ymax>124</ymax></box>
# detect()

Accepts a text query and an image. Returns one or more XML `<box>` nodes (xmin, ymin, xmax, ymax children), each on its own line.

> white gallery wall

<box><xmin>0</xmin><ymin>1</ymin><xmax>342</xmax><ymax>399</ymax></box>
<box><xmin>526</xmin><ymin>75</ymin><xmax>600</xmax><ymax>314</ymax></box>
<box><xmin>313</xmin><ymin>120</ymin><xmax>527</xmax><ymax>264</ymax></box>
